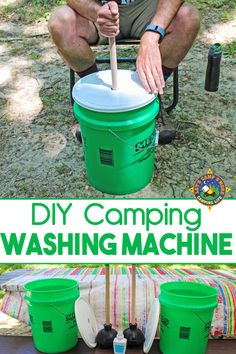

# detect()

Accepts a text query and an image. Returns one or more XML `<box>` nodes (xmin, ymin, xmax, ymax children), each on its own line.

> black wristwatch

<box><xmin>144</xmin><ymin>24</ymin><xmax>166</xmax><ymax>41</ymax></box>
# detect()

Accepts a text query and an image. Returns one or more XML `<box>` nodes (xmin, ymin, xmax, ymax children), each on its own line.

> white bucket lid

<box><xmin>74</xmin><ymin>297</ymin><xmax>98</xmax><ymax>348</ymax></box>
<box><xmin>143</xmin><ymin>298</ymin><xmax>160</xmax><ymax>353</ymax></box>
<box><xmin>72</xmin><ymin>70</ymin><xmax>156</xmax><ymax>113</ymax></box>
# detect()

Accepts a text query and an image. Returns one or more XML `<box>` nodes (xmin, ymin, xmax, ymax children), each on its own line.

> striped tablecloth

<box><xmin>1</xmin><ymin>267</ymin><xmax>235</xmax><ymax>338</ymax></box>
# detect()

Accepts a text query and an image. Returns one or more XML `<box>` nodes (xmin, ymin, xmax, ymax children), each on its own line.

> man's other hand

<box><xmin>137</xmin><ymin>32</ymin><xmax>165</xmax><ymax>95</ymax></box>
<box><xmin>96</xmin><ymin>1</ymin><xmax>119</xmax><ymax>37</ymax></box>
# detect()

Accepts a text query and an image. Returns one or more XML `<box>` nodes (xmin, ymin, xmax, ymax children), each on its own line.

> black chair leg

<box><xmin>70</xmin><ymin>68</ymin><xmax>75</xmax><ymax>106</ymax></box>
<box><xmin>165</xmin><ymin>67</ymin><xmax>179</xmax><ymax>114</ymax></box>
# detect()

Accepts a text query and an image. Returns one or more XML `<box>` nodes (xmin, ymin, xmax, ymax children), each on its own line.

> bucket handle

<box><xmin>108</xmin><ymin>128</ymin><xmax>159</xmax><ymax>150</ymax></box>
<box><xmin>192</xmin><ymin>310</ymin><xmax>212</xmax><ymax>326</ymax></box>
<box><xmin>49</xmin><ymin>303</ymin><xmax>68</xmax><ymax>317</ymax></box>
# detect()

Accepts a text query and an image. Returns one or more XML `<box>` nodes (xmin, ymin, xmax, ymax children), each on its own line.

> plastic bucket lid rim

<box><xmin>24</xmin><ymin>294</ymin><xmax>79</xmax><ymax>304</ymax></box>
<box><xmin>159</xmin><ymin>300</ymin><xmax>218</xmax><ymax>311</ymax></box>
<box><xmin>161</xmin><ymin>291</ymin><xmax>217</xmax><ymax>299</ymax></box>
<box><xmin>72</xmin><ymin>70</ymin><xmax>157</xmax><ymax>113</ymax></box>
<box><xmin>160</xmin><ymin>282</ymin><xmax>218</xmax><ymax>299</ymax></box>
<box><xmin>24</xmin><ymin>278</ymin><xmax>78</xmax><ymax>293</ymax></box>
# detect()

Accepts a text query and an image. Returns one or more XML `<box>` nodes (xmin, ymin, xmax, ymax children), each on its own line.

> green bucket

<box><xmin>73</xmin><ymin>70</ymin><xmax>159</xmax><ymax>195</ymax></box>
<box><xmin>74</xmin><ymin>100</ymin><xmax>159</xmax><ymax>194</ymax></box>
<box><xmin>159</xmin><ymin>282</ymin><xmax>218</xmax><ymax>354</ymax></box>
<box><xmin>24</xmin><ymin>278</ymin><xmax>79</xmax><ymax>354</ymax></box>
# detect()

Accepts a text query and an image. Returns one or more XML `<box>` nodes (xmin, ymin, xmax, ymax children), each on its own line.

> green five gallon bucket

<box><xmin>73</xmin><ymin>70</ymin><xmax>159</xmax><ymax>194</ymax></box>
<box><xmin>159</xmin><ymin>282</ymin><xmax>218</xmax><ymax>354</ymax></box>
<box><xmin>24</xmin><ymin>278</ymin><xmax>79</xmax><ymax>353</ymax></box>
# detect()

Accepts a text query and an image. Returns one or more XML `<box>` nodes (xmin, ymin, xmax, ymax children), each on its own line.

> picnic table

<box><xmin>0</xmin><ymin>337</ymin><xmax>235</xmax><ymax>354</ymax></box>
<box><xmin>0</xmin><ymin>267</ymin><xmax>236</xmax><ymax>339</ymax></box>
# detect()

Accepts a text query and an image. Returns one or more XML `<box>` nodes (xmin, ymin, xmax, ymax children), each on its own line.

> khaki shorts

<box><xmin>98</xmin><ymin>0</ymin><xmax>159</xmax><ymax>44</ymax></box>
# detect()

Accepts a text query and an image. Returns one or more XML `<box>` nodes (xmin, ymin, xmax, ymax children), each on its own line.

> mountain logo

<box><xmin>189</xmin><ymin>169</ymin><xmax>230</xmax><ymax>210</ymax></box>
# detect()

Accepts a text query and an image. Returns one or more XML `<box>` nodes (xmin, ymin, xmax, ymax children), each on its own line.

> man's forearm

<box><xmin>151</xmin><ymin>0</ymin><xmax>184</xmax><ymax>30</ymax></box>
<box><xmin>67</xmin><ymin>0</ymin><xmax>101</xmax><ymax>22</ymax></box>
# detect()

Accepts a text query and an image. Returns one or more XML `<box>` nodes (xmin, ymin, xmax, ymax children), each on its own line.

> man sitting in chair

<box><xmin>48</xmin><ymin>0</ymin><xmax>200</xmax><ymax>92</ymax></box>
<box><xmin>48</xmin><ymin>0</ymin><xmax>200</xmax><ymax>140</ymax></box>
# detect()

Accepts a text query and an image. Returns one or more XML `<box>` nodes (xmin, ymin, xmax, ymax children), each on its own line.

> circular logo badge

<box><xmin>190</xmin><ymin>169</ymin><xmax>230</xmax><ymax>209</ymax></box>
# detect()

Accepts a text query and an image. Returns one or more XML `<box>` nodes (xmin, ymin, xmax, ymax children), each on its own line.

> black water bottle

<box><xmin>205</xmin><ymin>43</ymin><xmax>222</xmax><ymax>92</ymax></box>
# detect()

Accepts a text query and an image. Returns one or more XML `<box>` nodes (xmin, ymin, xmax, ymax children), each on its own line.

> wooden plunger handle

<box><xmin>131</xmin><ymin>264</ymin><xmax>136</xmax><ymax>324</ymax></box>
<box><xmin>109</xmin><ymin>37</ymin><xmax>118</xmax><ymax>90</ymax></box>
<box><xmin>105</xmin><ymin>264</ymin><xmax>110</xmax><ymax>325</ymax></box>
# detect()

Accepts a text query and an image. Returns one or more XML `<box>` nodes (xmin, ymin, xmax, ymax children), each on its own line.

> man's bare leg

<box><xmin>160</xmin><ymin>4</ymin><xmax>200</xmax><ymax>72</ymax></box>
<box><xmin>48</xmin><ymin>5</ymin><xmax>99</xmax><ymax>73</ymax></box>
<box><xmin>49</xmin><ymin>2</ymin><xmax>200</xmax><ymax>84</ymax></box>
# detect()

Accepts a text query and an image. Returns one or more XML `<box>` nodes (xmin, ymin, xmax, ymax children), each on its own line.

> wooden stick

<box><xmin>131</xmin><ymin>264</ymin><xmax>136</xmax><ymax>324</ymax></box>
<box><xmin>105</xmin><ymin>264</ymin><xmax>110</xmax><ymax>325</ymax></box>
<box><xmin>109</xmin><ymin>37</ymin><xmax>118</xmax><ymax>90</ymax></box>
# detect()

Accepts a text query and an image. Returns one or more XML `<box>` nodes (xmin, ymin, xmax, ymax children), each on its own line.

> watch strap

<box><xmin>144</xmin><ymin>24</ymin><xmax>166</xmax><ymax>40</ymax></box>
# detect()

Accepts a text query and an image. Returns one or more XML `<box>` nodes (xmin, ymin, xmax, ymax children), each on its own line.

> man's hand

<box><xmin>96</xmin><ymin>1</ymin><xmax>119</xmax><ymax>37</ymax></box>
<box><xmin>136</xmin><ymin>32</ymin><xmax>165</xmax><ymax>95</ymax></box>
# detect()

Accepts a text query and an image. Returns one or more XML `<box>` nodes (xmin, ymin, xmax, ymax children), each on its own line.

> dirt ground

<box><xmin>0</xmin><ymin>3</ymin><xmax>235</xmax><ymax>198</ymax></box>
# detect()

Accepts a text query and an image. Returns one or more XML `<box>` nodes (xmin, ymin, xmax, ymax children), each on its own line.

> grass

<box><xmin>224</xmin><ymin>40</ymin><xmax>236</xmax><ymax>58</ymax></box>
<box><xmin>8</xmin><ymin>39</ymin><xmax>44</xmax><ymax>62</ymax></box>
<box><xmin>0</xmin><ymin>264</ymin><xmax>34</xmax><ymax>275</ymax></box>
<box><xmin>0</xmin><ymin>0</ymin><xmax>235</xmax><ymax>24</ymax></box>
<box><xmin>0</xmin><ymin>0</ymin><xmax>65</xmax><ymax>23</ymax></box>
<box><xmin>0</xmin><ymin>29</ymin><xmax>8</xmax><ymax>37</ymax></box>
<box><xmin>220</xmin><ymin>9</ymin><xmax>236</xmax><ymax>21</ymax></box>
<box><xmin>190</xmin><ymin>0</ymin><xmax>236</xmax><ymax>10</ymax></box>
<box><xmin>182</xmin><ymin>129</ymin><xmax>200</xmax><ymax>142</ymax></box>
<box><xmin>1</xmin><ymin>263</ymin><xmax>235</xmax><ymax>276</ymax></box>
<box><xmin>10</xmin><ymin>45</ymin><xmax>25</xmax><ymax>55</ymax></box>
<box><xmin>29</xmin><ymin>52</ymin><xmax>43</xmax><ymax>60</ymax></box>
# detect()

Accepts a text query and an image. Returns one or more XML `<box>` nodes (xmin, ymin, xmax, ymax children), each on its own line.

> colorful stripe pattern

<box><xmin>0</xmin><ymin>267</ymin><xmax>235</xmax><ymax>338</ymax></box>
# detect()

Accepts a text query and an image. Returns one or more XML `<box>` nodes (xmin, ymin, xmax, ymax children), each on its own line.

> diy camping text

<box><xmin>0</xmin><ymin>200</ymin><xmax>234</xmax><ymax>263</ymax></box>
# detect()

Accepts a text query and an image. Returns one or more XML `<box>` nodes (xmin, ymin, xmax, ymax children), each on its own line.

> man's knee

<box><xmin>48</xmin><ymin>5</ymin><xmax>76</xmax><ymax>39</ymax></box>
<box><xmin>177</xmin><ymin>4</ymin><xmax>200</xmax><ymax>34</ymax></box>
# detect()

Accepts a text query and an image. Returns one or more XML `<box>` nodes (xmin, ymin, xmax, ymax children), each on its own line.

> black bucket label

<box><xmin>99</xmin><ymin>148</ymin><xmax>114</xmax><ymax>166</ymax></box>
<box><xmin>66</xmin><ymin>312</ymin><xmax>76</xmax><ymax>323</ymax></box>
<box><xmin>161</xmin><ymin>316</ymin><xmax>170</xmax><ymax>328</ymax></box>
<box><xmin>66</xmin><ymin>312</ymin><xmax>77</xmax><ymax>330</ymax></box>
<box><xmin>135</xmin><ymin>132</ymin><xmax>155</xmax><ymax>153</ymax></box>
<box><xmin>42</xmin><ymin>321</ymin><xmax>53</xmax><ymax>333</ymax></box>
<box><xmin>137</xmin><ymin>146</ymin><xmax>153</xmax><ymax>164</ymax></box>
<box><xmin>134</xmin><ymin>130</ymin><xmax>156</xmax><ymax>164</ymax></box>
<box><xmin>179</xmin><ymin>326</ymin><xmax>191</xmax><ymax>340</ymax></box>
<box><xmin>203</xmin><ymin>321</ymin><xmax>212</xmax><ymax>338</ymax></box>
<box><xmin>203</xmin><ymin>321</ymin><xmax>211</xmax><ymax>333</ymax></box>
